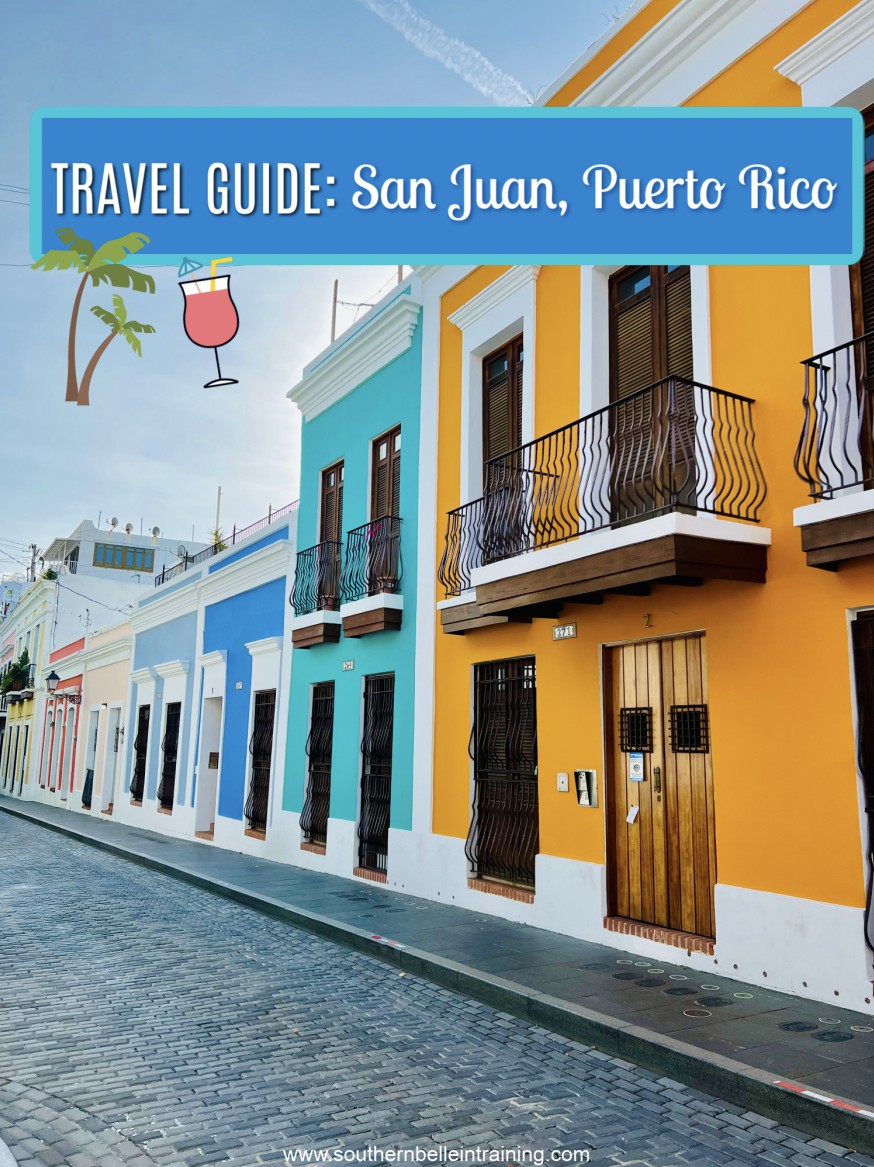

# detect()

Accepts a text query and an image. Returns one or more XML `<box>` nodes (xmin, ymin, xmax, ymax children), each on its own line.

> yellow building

<box><xmin>420</xmin><ymin>0</ymin><xmax>874</xmax><ymax>1010</ymax></box>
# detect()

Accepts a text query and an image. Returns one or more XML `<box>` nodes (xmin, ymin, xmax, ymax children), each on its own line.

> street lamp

<box><xmin>46</xmin><ymin>670</ymin><xmax>59</xmax><ymax>694</ymax></box>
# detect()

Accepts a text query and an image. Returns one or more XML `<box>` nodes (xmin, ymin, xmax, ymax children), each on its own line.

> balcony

<box><xmin>154</xmin><ymin>501</ymin><xmax>298</xmax><ymax>587</ymax></box>
<box><xmin>438</xmin><ymin>377</ymin><xmax>768</xmax><ymax>632</ymax></box>
<box><xmin>339</xmin><ymin>516</ymin><xmax>403</xmax><ymax>637</ymax></box>
<box><xmin>290</xmin><ymin>541</ymin><xmax>343</xmax><ymax>647</ymax></box>
<box><xmin>794</xmin><ymin>334</ymin><xmax>874</xmax><ymax>568</ymax></box>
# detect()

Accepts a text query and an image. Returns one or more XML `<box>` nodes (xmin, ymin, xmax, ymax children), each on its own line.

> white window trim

<box><xmin>448</xmin><ymin>266</ymin><xmax>540</xmax><ymax>503</ymax></box>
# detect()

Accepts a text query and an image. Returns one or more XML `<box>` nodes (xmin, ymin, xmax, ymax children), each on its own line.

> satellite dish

<box><xmin>177</xmin><ymin>544</ymin><xmax>187</xmax><ymax>557</ymax></box>
<box><xmin>151</xmin><ymin>526</ymin><xmax>161</xmax><ymax>538</ymax></box>
<box><xmin>124</xmin><ymin>523</ymin><xmax>133</xmax><ymax>535</ymax></box>
<box><xmin>110</xmin><ymin>517</ymin><xmax>118</xmax><ymax>528</ymax></box>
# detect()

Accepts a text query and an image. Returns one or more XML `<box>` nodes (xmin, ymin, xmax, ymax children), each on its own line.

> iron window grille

<box><xmin>466</xmin><ymin>657</ymin><xmax>539</xmax><ymax>889</ymax></box>
<box><xmin>130</xmin><ymin>705</ymin><xmax>150</xmax><ymax>801</ymax></box>
<box><xmin>670</xmin><ymin>704</ymin><xmax>710</xmax><ymax>753</ymax></box>
<box><xmin>245</xmin><ymin>690</ymin><xmax>276</xmax><ymax>833</ymax></box>
<box><xmin>619</xmin><ymin>707</ymin><xmax>654</xmax><ymax>752</ymax></box>
<box><xmin>301</xmin><ymin>682</ymin><xmax>335</xmax><ymax>847</ymax></box>
<box><xmin>358</xmin><ymin>674</ymin><xmax>395</xmax><ymax>874</ymax></box>
<box><xmin>156</xmin><ymin>701</ymin><xmax>181</xmax><ymax>810</ymax></box>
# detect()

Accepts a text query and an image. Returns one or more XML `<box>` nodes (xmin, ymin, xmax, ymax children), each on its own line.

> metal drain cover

<box><xmin>612</xmin><ymin>971</ymin><xmax>640</xmax><ymax>981</ymax></box>
<box><xmin>779</xmin><ymin>1021</ymin><xmax>818</xmax><ymax>1033</ymax></box>
<box><xmin>664</xmin><ymin>986</ymin><xmax>698</xmax><ymax>997</ymax></box>
<box><xmin>697</xmin><ymin>996</ymin><xmax>735</xmax><ymax>1008</ymax></box>
<box><xmin>582</xmin><ymin>963</ymin><xmax>610</xmax><ymax>971</ymax></box>
<box><xmin>635</xmin><ymin>977</ymin><xmax>666</xmax><ymax>988</ymax></box>
<box><xmin>813</xmin><ymin>1030</ymin><xmax>854</xmax><ymax>1043</ymax></box>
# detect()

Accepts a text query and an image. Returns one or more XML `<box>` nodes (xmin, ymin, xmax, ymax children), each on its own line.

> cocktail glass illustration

<box><xmin>180</xmin><ymin>259</ymin><xmax>239</xmax><ymax>387</ymax></box>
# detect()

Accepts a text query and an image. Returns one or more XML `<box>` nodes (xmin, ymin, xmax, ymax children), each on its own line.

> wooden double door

<box><xmin>606</xmin><ymin>633</ymin><xmax>717</xmax><ymax>939</ymax></box>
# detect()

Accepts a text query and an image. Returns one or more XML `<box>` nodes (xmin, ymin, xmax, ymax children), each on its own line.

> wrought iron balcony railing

<box><xmin>154</xmin><ymin>501</ymin><xmax>298</xmax><ymax>587</ymax></box>
<box><xmin>292</xmin><ymin>541</ymin><xmax>343</xmax><ymax>615</ymax></box>
<box><xmin>439</xmin><ymin>376</ymin><xmax>766</xmax><ymax>597</ymax></box>
<box><xmin>795</xmin><ymin>333</ymin><xmax>874</xmax><ymax>500</ymax></box>
<box><xmin>340</xmin><ymin>516</ymin><xmax>402</xmax><ymax>602</ymax></box>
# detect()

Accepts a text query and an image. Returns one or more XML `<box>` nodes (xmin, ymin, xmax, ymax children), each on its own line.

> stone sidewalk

<box><xmin>4</xmin><ymin>795</ymin><xmax>874</xmax><ymax>1154</ymax></box>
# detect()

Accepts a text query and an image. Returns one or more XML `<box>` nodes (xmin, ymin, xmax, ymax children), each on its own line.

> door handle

<box><xmin>653</xmin><ymin>765</ymin><xmax>661</xmax><ymax>794</ymax></box>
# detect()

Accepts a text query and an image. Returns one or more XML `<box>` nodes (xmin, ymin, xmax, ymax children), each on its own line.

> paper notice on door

<box><xmin>626</xmin><ymin>805</ymin><xmax>639</xmax><ymax>824</ymax></box>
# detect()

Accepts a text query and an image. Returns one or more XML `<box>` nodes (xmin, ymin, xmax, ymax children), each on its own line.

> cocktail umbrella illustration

<box><xmin>180</xmin><ymin>257</ymin><xmax>239</xmax><ymax>387</ymax></box>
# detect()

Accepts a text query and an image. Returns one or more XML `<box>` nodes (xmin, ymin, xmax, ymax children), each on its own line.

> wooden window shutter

<box><xmin>371</xmin><ymin>426</ymin><xmax>401</xmax><ymax>520</ymax></box>
<box><xmin>320</xmin><ymin>461</ymin><xmax>344</xmax><ymax>543</ymax></box>
<box><xmin>483</xmin><ymin>337</ymin><xmax>523</xmax><ymax>466</ymax></box>
<box><xmin>664</xmin><ymin>267</ymin><xmax>693</xmax><ymax>381</ymax></box>
<box><xmin>611</xmin><ymin>270</ymin><xmax>654</xmax><ymax>400</ymax></box>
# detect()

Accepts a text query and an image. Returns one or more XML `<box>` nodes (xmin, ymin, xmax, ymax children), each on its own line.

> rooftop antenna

<box><xmin>397</xmin><ymin>265</ymin><xmax>403</xmax><ymax>284</ymax></box>
<box><xmin>330</xmin><ymin>278</ymin><xmax>338</xmax><ymax>343</ymax></box>
<box><xmin>215</xmin><ymin>485</ymin><xmax>222</xmax><ymax>534</ymax></box>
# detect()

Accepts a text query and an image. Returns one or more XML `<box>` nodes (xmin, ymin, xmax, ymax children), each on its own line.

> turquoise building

<box><xmin>286</xmin><ymin>280</ymin><xmax>423</xmax><ymax>884</ymax></box>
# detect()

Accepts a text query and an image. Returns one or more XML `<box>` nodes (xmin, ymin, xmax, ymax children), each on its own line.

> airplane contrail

<box><xmin>356</xmin><ymin>0</ymin><xmax>530</xmax><ymax>106</ymax></box>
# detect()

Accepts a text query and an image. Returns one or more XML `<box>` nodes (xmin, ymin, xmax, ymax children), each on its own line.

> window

<box><xmin>670</xmin><ymin>705</ymin><xmax>710</xmax><ymax>753</ymax></box>
<box><xmin>609</xmin><ymin>266</ymin><xmax>692</xmax><ymax>400</ymax></box>
<box><xmin>467</xmin><ymin>657</ymin><xmax>539</xmax><ymax>889</ymax></box>
<box><xmin>301</xmin><ymin>682</ymin><xmax>335</xmax><ymax>847</ymax></box>
<box><xmin>483</xmin><ymin>335</ymin><xmax>523</xmax><ymax>471</ymax></box>
<box><xmin>245</xmin><ymin>689</ymin><xmax>276</xmax><ymax>833</ymax></box>
<box><xmin>619</xmin><ymin>707</ymin><xmax>654</xmax><ymax>753</ymax></box>
<box><xmin>358</xmin><ymin>673</ymin><xmax>395</xmax><ymax>875</ymax></box>
<box><xmin>320</xmin><ymin>461</ymin><xmax>344</xmax><ymax>544</ymax></box>
<box><xmin>371</xmin><ymin>426</ymin><xmax>401</xmax><ymax>520</ymax></box>
<box><xmin>93</xmin><ymin>542</ymin><xmax>154</xmax><ymax>572</ymax></box>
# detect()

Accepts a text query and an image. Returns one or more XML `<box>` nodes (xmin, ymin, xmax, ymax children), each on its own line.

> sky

<box><xmin>0</xmin><ymin>0</ymin><xmax>632</xmax><ymax>575</ymax></box>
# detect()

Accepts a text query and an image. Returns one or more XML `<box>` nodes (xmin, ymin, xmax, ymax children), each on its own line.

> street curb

<box><xmin>4</xmin><ymin>799</ymin><xmax>874</xmax><ymax>1155</ymax></box>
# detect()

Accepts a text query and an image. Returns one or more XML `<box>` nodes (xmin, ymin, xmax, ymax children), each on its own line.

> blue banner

<box><xmin>32</xmin><ymin>108</ymin><xmax>862</xmax><ymax>265</ymax></box>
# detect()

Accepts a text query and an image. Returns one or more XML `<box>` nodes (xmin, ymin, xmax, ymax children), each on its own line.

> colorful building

<box><xmin>410</xmin><ymin>0</ymin><xmax>874</xmax><ymax>1011</ymax></box>
<box><xmin>285</xmin><ymin>279</ymin><xmax>422</xmax><ymax>885</ymax></box>
<box><xmin>0</xmin><ymin>519</ymin><xmax>206</xmax><ymax>803</ymax></box>
<box><xmin>115</xmin><ymin>506</ymin><xmax>298</xmax><ymax>859</ymax></box>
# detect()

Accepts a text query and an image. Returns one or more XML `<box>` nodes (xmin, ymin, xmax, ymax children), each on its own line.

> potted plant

<box><xmin>1</xmin><ymin>650</ymin><xmax>30</xmax><ymax>694</ymax></box>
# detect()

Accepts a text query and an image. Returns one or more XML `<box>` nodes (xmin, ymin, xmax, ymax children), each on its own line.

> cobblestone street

<box><xmin>1</xmin><ymin>814</ymin><xmax>872</xmax><ymax>1167</ymax></box>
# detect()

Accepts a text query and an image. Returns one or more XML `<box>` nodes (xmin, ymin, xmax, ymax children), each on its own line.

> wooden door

<box><xmin>606</xmin><ymin>633</ymin><xmax>717</xmax><ymax>938</ymax></box>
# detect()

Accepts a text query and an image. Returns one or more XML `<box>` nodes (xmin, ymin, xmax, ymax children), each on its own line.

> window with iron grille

<box><xmin>670</xmin><ymin>704</ymin><xmax>710</xmax><ymax>753</ymax></box>
<box><xmin>619</xmin><ymin>707</ymin><xmax>653</xmax><ymax>752</ymax></box>
<box><xmin>130</xmin><ymin>704</ymin><xmax>150</xmax><ymax>801</ymax></box>
<box><xmin>157</xmin><ymin>701</ymin><xmax>181</xmax><ymax>810</ymax></box>
<box><xmin>245</xmin><ymin>690</ymin><xmax>276</xmax><ymax>833</ymax></box>
<box><xmin>301</xmin><ymin>682</ymin><xmax>334</xmax><ymax>847</ymax></box>
<box><xmin>466</xmin><ymin>657</ymin><xmax>539</xmax><ymax>889</ymax></box>
<box><xmin>358</xmin><ymin>674</ymin><xmax>394</xmax><ymax>874</ymax></box>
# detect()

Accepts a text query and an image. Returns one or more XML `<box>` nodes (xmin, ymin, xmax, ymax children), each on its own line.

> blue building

<box><xmin>116</xmin><ymin>506</ymin><xmax>298</xmax><ymax>858</ymax></box>
<box><xmin>286</xmin><ymin>279</ymin><xmax>423</xmax><ymax>885</ymax></box>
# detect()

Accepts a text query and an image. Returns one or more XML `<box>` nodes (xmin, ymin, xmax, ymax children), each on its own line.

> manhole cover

<box><xmin>779</xmin><ymin>1021</ymin><xmax>818</xmax><ymax>1032</ymax></box>
<box><xmin>813</xmin><ymin>1030</ymin><xmax>854</xmax><ymax>1043</ymax></box>
<box><xmin>697</xmin><ymin>996</ymin><xmax>734</xmax><ymax>1008</ymax></box>
<box><xmin>664</xmin><ymin>986</ymin><xmax>698</xmax><ymax>997</ymax></box>
<box><xmin>636</xmin><ymin>977</ymin><xmax>666</xmax><ymax>988</ymax></box>
<box><xmin>683</xmin><ymin>1007</ymin><xmax>712</xmax><ymax>1018</ymax></box>
<box><xmin>669</xmin><ymin>974</ymin><xmax>688</xmax><ymax>981</ymax></box>
<box><xmin>582</xmin><ymin>963</ymin><xmax>610</xmax><ymax>971</ymax></box>
<box><xmin>851</xmin><ymin>1025</ymin><xmax>874</xmax><ymax>1033</ymax></box>
<box><xmin>613</xmin><ymin>971</ymin><xmax>640</xmax><ymax>981</ymax></box>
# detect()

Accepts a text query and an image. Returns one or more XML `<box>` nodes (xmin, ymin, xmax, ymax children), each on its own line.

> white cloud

<box><xmin>356</xmin><ymin>0</ymin><xmax>530</xmax><ymax>106</ymax></box>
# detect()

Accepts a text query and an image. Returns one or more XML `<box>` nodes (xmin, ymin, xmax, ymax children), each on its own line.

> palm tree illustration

<box><xmin>80</xmin><ymin>295</ymin><xmax>155</xmax><ymax>406</ymax></box>
<box><xmin>32</xmin><ymin>228</ymin><xmax>155</xmax><ymax>404</ymax></box>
